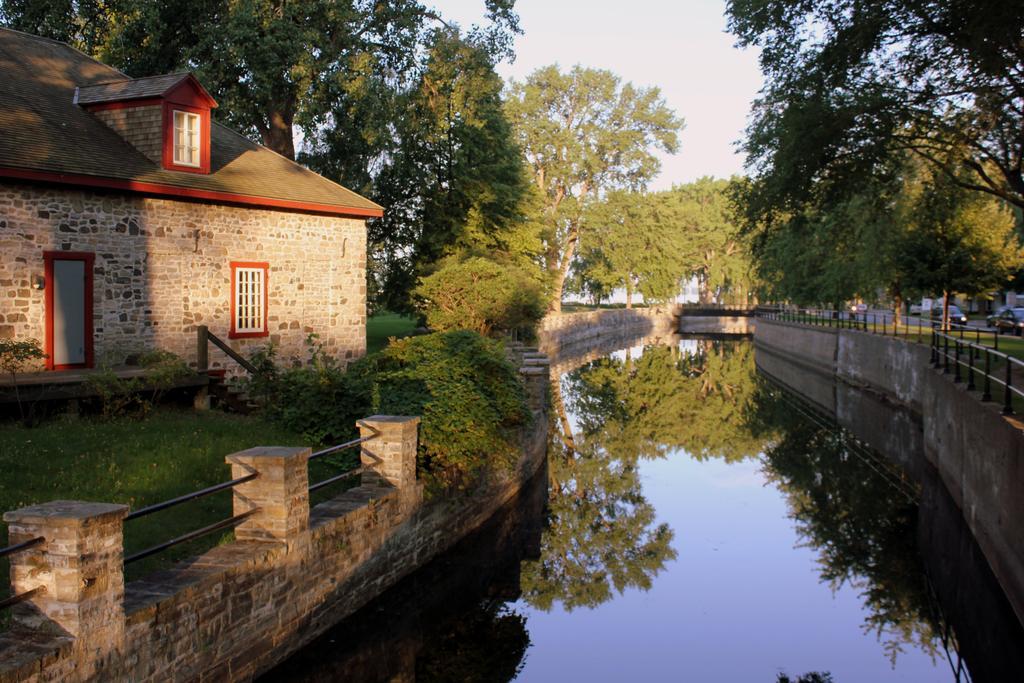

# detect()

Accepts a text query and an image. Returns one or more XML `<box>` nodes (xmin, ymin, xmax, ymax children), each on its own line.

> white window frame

<box><xmin>233</xmin><ymin>266</ymin><xmax>266</xmax><ymax>335</ymax></box>
<box><xmin>173</xmin><ymin>110</ymin><xmax>201</xmax><ymax>167</ymax></box>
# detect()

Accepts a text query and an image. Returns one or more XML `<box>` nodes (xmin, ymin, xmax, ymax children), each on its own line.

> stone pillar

<box><xmin>226</xmin><ymin>447</ymin><xmax>310</xmax><ymax>543</ymax></box>
<box><xmin>357</xmin><ymin>416</ymin><xmax>420</xmax><ymax>488</ymax></box>
<box><xmin>2</xmin><ymin>500</ymin><xmax>128</xmax><ymax>639</ymax></box>
<box><xmin>519</xmin><ymin>356</ymin><xmax>551</xmax><ymax>416</ymax></box>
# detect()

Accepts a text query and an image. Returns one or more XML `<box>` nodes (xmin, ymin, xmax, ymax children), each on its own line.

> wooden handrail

<box><xmin>196</xmin><ymin>325</ymin><xmax>260</xmax><ymax>375</ymax></box>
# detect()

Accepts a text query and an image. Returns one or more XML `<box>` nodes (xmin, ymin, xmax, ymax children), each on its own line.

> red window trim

<box><xmin>229</xmin><ymin>261</ymin><xmax>270</xmax><ymax>339</ymax></box>
<box><xmin>43</xmin><ymin>251</ymin><xmax>95</xmax><ymax>371</ymax></box>
<box><xmin>162</xmin><ymin>101</ymin><xmax>211</xmax><ymax>174</ymax></box>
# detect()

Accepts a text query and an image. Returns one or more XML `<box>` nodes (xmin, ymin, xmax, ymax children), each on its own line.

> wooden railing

<box><xmin>196</xmin><ymin>325</ymin><xmax>259</xmax><ymax>375</ymax></box>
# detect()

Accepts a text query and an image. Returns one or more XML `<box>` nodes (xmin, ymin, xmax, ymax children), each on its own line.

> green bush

<box><xmin>249</xmin><ymin>330</ymin><xmax>531</xmax><ymax>492</ymax></box>
<box><xmin>0</xmin><ymin>338</ymin><xmax>46</xmax><ymax>424</ymax></box>
<box><xmin>84</xmin><ymin>349</ymin><xmax>192</xmax><ymax>419</ymax></box>
<box><xmin>243</xmin><ymin>334</ymin><xmax>371</xmax><ymax>446</ymax></box>
<box><xmin>364</xmin><ymin>330</ymin><xmax>531</xmax><ymax>491</ymax></box>
<box><xmin>413</xmin><ymin>257</ymin><xmax>545</xmax><ymax>338</ymax></box>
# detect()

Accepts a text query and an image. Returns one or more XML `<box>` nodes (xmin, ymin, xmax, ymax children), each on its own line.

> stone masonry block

<box><xmin>358</xmin><ymin>416</ymin><xmax>419</xmax><ymax>489</ymax></box>
<box><xmin>3</xmin><ymin>500</ymin><xmax>128</xmax><ymax>640</ymax></box>
<box><xmin>226</xmin><ymin>447</ymin><xmax>310</xmax><ymax>543</ymax></box>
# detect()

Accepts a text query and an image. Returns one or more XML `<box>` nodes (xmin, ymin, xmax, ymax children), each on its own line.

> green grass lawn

<box><xmin>0</xmin><ymin>408</ymin><xmax>362</xmax><ymax>616</ymax></box>
<box><xmin>366</xmin><ymin>311</ymin><xmax>418</xmax><ymax>354</ymax></box>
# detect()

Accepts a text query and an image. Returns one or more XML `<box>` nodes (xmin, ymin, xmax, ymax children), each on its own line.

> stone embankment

<box><xmin>0</xmin><ymin>350</ymin><xmax>550</xmax><ymax>683</ymax></box>
<box><xmin>537</xmin><ymin>306</ymin><xmax>754</xmax><ymax>373</ymax></box>
<box><xmin>754</xmin><ymin>318</ymin><xmax>1024</xmax><ymax>627</ymax></box>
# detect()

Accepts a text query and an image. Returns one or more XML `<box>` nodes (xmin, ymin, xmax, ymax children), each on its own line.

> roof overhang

<box><xmin>0</xmin><ymin>166</ymin><xmax>384</xmax><ymax>219</ymax></box>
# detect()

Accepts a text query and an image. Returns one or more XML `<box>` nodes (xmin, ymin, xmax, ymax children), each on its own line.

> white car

<box><xmin>849</xmin><ymin>303</ymin><xmax>868</xmax><ymax>314</ymax></box>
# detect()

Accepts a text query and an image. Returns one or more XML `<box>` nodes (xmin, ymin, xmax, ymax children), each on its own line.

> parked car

<box><xmin>992</xmin><ymin>307</ymin><xmax>1024</xmax><ymax>335</ymax></box>
<box><xmin>987</xmin><ymin>306</ymin><xmax>1012</xmax><ymax>327</ymax></box>
<box><xmin>930</xmin><ymin>304</ymin><xmax>968</xmax><ymax>326</ymax></box>
<box><xmin>849</xmin><ymin>302</ymin><xmax>868</xmax><ymax>314</ymax></box>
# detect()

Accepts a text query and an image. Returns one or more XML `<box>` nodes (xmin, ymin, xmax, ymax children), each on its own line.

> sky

<box><xmin>432</xmin><ymin>0</ymin><xmax>765</xmax><ymax>190</ymax></box>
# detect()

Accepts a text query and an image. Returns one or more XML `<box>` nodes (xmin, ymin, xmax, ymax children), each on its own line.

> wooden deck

<box><xmin>0</xmin><ymin>367</ymin><xmax>208</xmax><ymax>403</ymax></box>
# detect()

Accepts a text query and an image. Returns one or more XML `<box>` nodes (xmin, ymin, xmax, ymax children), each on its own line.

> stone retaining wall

<box><xmin>538</xmin><ymin>308</ymin><xmax>755</xmax><ymax>364</ymax></box>
<box><xmin>0</xmin><ymin>354</ymin><xmax>550</xmax><ymax>682</ymax></box>
<box><xmin>754</xmin><ymin>318</ymin><xmax>1024</xmax><ymax>626</ymax></box>
<box><xmin>537</xmin><ymin>307</ymin><xmax>680</xmax><ymax>358</ymax></box>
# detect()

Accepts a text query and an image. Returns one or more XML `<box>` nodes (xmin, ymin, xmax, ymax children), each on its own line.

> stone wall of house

<box><xmin>0</xmin><ymin>181</ymin><xmax>366</xmax><ymax>373</ymax></box>
<box><xmin>91</xmin><ymin>106</ymin><xmax>163</xmax><ymax>164</ymax></box>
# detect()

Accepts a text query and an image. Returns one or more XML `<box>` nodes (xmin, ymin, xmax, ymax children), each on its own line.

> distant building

<box><xmin>0</xmin><ymin>28</ymin><xmax>381</xmax><ymax>373</ymax></box>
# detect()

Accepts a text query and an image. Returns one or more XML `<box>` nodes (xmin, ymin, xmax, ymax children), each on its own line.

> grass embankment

<box><xmin>0</xmin><ymin>409</ymin><xmax>364</xmax><ymax>615</ymax></box>
<box><xmin>366</xmin><ymin>311</ymin><xmax>418</xmax><ymax>354</ymax></box>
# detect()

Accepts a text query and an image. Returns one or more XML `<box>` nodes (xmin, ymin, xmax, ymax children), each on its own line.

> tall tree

<box><xmin>894</xmin><ymin>160</ymin><xmax>1023</xmax><ymax>325</ymax></box>
<box><xmin>576</xmin><ymin>190</ymin><xmax>686</xmax><ymax>308</ymax></box>
<box><xmin>505</xmin><ymin>65</ymin><xmax>682</xmax><ymax>312</ymax></box>
<box><xmin>370</xmin><ymin>29</ymin><xmax>535</xmax><ymax>311</ymax></box>
<box><xmin>728</xmin><ymin>0</ymin><xmax>1024</xmax><ymax>223</ymax></box>
<box><xmin>665</xmin><ymin>177</ymin><xmax>755</xmax><ymax>304</ymax></box>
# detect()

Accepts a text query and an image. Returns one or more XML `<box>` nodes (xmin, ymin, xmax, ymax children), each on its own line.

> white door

<box><xmin>51</xmin><ymin>258</ymin><xmax>88</xmax><ymax>367</ymax></box>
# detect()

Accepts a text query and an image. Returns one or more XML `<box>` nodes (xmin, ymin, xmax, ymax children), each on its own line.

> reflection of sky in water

<box><xmin>518</xmin><ymin>343</ymin><xmax>947</xmax><ymax>682</ymax></box>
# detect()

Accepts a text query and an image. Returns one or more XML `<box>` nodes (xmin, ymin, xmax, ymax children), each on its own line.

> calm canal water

<box><xmin>263</xmin><ymin>338</ymin><xmax>1024</xmax><ymax>682</ymax></box>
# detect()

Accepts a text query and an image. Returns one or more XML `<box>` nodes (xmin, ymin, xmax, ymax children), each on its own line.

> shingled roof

<box><xmin>75</xmin><ymin>73</ymin><xmax>213</xmax><ymax>106</ymax></box>
<box><xmin>0</xmin><ymin>28</ymin><xmax>382</xmax><ymax>218</ymax></box>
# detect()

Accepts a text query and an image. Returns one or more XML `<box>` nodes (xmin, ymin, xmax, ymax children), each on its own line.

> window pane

<box><xmin>234</xmin><ymin>267</ymin><xmax>265</xmax><ymax>333</ymax></box>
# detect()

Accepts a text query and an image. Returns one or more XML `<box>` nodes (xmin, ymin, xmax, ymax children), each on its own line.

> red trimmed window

<box><xmin>162</xmin><ymin>101</ymin><xmax>210</xmax><ymax>174</ymax></box>
<box><xmin>230</xmin><ymin>262</ymin><xmax>269</xmax><ymax>339</ymax></box>
<box><xmin>172</xmin><ymin>110</ymin><xmax>201</xmax><ymax>166</ymax></box>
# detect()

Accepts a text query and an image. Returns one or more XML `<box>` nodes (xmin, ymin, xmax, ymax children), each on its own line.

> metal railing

<box><xmin>931</xmin><ymin>329</ymin><xmax>1024</xmax><ymax>415</ymax></box>
<box><xmin>307</xmin><ymin>427</ymin><xmax>380</xmax><ymax>494</ymax></box>
<box><xmin>2</xmin><ymin>424</ymin><xmax>386</xmax><ymax>614</ymax></box>
<box><xmin>123</xmin><ymin>470</ymin><xmax>263</xmax><ymax>565</ymax></box>
<box><xmin>0</xmin><ymin>537</ymin><xmax>46</xmax><ymax>611</ymax></box>
<box><xmin>124</xmin><ymin>509</ymin><xmax>260</xmax><ymax>564</ymax></box>
<box><xmin>757</xmin><ymin>306</ymin><xmax>1024</xmax><ymax>415</ymax></box>
<box><xmin>758</xmin><ymin>306</ymin><xmax>1008</xmax><ymax>351</ymax></box>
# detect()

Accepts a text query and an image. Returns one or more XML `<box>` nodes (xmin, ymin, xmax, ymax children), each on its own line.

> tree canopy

<box><xmin>729</xmin><ymin>0</ymin><xmax>1024</xmax><ymax>220</ymax></box>
<box><xmin>727</xmin><ymin>0</ymin><xmax>1024</xmax><ymax>221</ymax></box>
<box><xmin>665</xmin><ymin>177</ymin><xmax>756</xmax><ymax>304</ymax></box>
<box><xmin>572</xmin><ymin>190</ymin><xmax>685</xmax><ymax>307</ymax></box>
<box><xmin>740</xmin><ymin>154</ymin><xmax>1022</xmax><ymax>307</ymax></box>
<box><xmin>505</xmin><ymin>65</ymin><xmax>682</xmax><ymax>311</ymax></box>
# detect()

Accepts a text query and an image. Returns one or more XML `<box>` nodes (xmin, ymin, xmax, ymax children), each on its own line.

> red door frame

<box><xmin>43</xmin><ymin>251</ymin><xmax>95</xmax><ymax>370</ymax></box>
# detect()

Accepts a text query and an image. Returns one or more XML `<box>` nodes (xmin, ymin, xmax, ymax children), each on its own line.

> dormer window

<box><xmin>173</xmin><ymin>110</ymin><xmax>201</xmax><ymax>167</ymax></box>
<box><xmin>75</xmin><ymin>72</ymin><xmax>217</xmax><ymax>175</ymax></box>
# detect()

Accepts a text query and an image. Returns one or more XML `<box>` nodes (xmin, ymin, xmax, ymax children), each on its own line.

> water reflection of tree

<box><xmin>523</xmin><ymin>340</ymin><xmax>762</xmax><ymax>611</ymax></box>
<box><xmin>748</xmin><ymin>381</ymin><xmax>951</xmax><ymax>669</ymax></box>
<box><xmin>565</xmin><ymin>340</ymin><xmax>764</xmax><ymax>463</ymax></box>
<box><xmin>521</xmin><ymin>433</ymin><xmax>676</xmax><ymax>610</ymax></box>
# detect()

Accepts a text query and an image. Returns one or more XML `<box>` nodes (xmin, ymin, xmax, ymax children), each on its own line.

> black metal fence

<box><xmin>757</xmin><ymin>306</ymin><xmax>1010</xmax><ymax>350</ymax></box>
<box><xmin>306</xmin><ymin>427</ymin><xmax>379</xmax><ymax>494</ymax></box>
<box><xmin>757</xmin><ymin>306</ymin><xmax>1023</xmax><ymax>415</ymax></box>
<box><xmin>931</xmin><ymin>329</ymin><xmax>1024</xmax><ymax>416</ymax></box>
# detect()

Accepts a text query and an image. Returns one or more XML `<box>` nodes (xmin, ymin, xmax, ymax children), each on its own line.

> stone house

<box><xmin>0</xmin><ymin>28</ymin><xmax>382</xmax><ymax>375</ymax></box>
